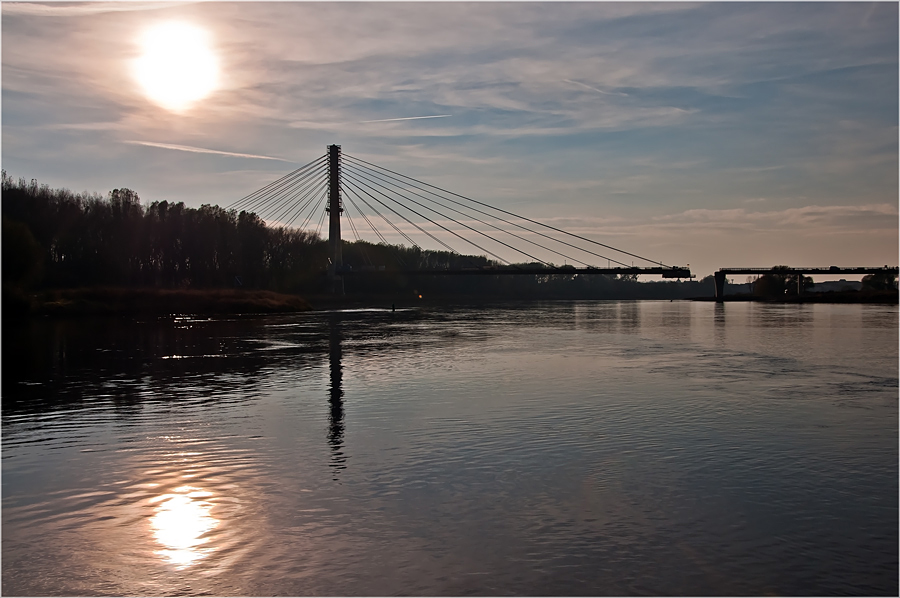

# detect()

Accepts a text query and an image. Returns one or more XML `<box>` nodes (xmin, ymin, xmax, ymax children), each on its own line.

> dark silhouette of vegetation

<box><xmin>2</xmin><ymin>173</ymin><xmax>713</xmax><ymax>311</ymax></box>
<box><xmin>2</xmin><ymin>173</ymin><xmax>329</xmax><ymax>291</ymax></box>
<box><xmin>2</xmin><ymin>216</ymin><xmax>43</xmax><ymax>286</ymax></box>
<box><xmin>752</xmin><ymin>266</ymin><xmax>813</xmax><ymax>298</ymax></box>
<box><xmin>861</xmin><ymin>271</ymin><xmax>897</xmax><ymax>291</ymax></box>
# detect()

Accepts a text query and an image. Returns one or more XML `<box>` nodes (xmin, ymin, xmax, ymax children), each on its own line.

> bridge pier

<box><xmin>714</xmin><ymin>271</ymin><xmax>726</xmax><ymax>302</ymax></box>
<box><xmin>326</xmin><ymin>144</ymin><xmax>344</xmax><ymax>295</ymax></box>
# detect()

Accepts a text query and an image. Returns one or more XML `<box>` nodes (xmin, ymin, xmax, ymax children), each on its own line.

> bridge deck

<box><xmin>713</xmin><ymin>266</ymin><xmax>897</xmax><ymax>301</ymax></box>
<box><xmin>338</xmin><ymin>266</ymin><xmax>692</xmax><ymax>278</ymax></box>
<box><xmin>718</xmin><ymin>267</ymin><xmax>897</xmax><ymax>276</ymax></box>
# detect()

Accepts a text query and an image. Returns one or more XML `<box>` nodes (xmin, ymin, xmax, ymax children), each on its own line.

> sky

<box><xmin>2</xmin><ymin>1</ymin><xmax>898</xmax><ymax>277</ymax></box>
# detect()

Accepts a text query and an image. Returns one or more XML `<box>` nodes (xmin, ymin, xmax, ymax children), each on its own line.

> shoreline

<box><xmin>5</xmin><ymin>286</ymin><xmax>897</xmax><ymax>318</ymax></box>
<box><xmin>4</xmin><ymin>287</ymin><xmax>313</xmax><ymax>317</ymax></box>
<box><xmin>691</xmin><ymin>290</ymin><xmax>898</xmax><ymax>304</ymax></box>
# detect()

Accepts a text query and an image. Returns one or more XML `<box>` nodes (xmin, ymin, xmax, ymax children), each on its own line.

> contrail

<box><xmin>360</xmin><ymin>115</ymin><xmax>452</xmax><ymax>123</ymax></box>
<box><xmin>564</xmin><ymin>79</ymin><xmax>627</xmax><ymax>97</ymax></box>
<box><xmin>860</xmin><ymin>2</ymin><xmax>878</xmax><ymax>27</ymax></box>
<box><xmin>124</xmin><ymin>140</ymin><xmax>295</xmax><ymax>163</ymax></box>
<box><xmin>3</xmin><ymin>2</ymin><xmax>191</xmax><ymax>16</ymax></box>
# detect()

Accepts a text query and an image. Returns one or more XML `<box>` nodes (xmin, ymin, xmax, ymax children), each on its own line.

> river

<box><xmin>2</xmin><ymin>301</ymin><xmax>897</xmax><ymax>595</ymax></box>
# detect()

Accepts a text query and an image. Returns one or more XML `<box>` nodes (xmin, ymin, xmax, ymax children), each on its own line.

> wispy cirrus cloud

<box><xmin>651</xmin><ymin>203</ymin><xmax>899</xmax><ymax>231</ymax></box>
<box><xmin>360</xmin><ymin>115</ymin><xmax>452</xmax><ymax>124</ymax></box>
<box><xmin>47</xmin><ymin>121</ymin><xmax>125</xmax><ymax>132</ymax></box>
<box><xmin>1</xmin><ymin>2</ymin><xmax>190</xmax><ymax>16</ymax></box>
<box><xmin>518</xmin><ymin>204</ymin><xmax>899</xmax><ymax>239</ymax></box>
<box><xmin>2</xmin><ymin>2</ymin><xmax>896</xmax><ymax>276</ymax></box>
<box><xmin>563</xmin><ymin>79</ymin><xmax>628</xmax><ymax>97</ymax></box>
<box><xmin>124</xmin><ymin>141</ymin><xmax>295</xmax><ymax>163</ymax></box>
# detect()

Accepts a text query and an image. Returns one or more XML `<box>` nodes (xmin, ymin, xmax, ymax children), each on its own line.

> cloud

<box><xmin>2</xmin><ymin>1</ymin><xmax>896</xmax><ymax>278</ymax></box>
<box><xmin>563</xmin><ymin>79</ymin><xmax>628</xmax><ymax>97</ymax></box>
<box><xmin>46</xmin><ymin>122</ymin><xmax>125</xmax><ymax>132</ymax></box>
<box><xmin>360</xmin><ymin>115</ymin><xmax>452</xmax><ymax>123</ymax></box>
<box><xmin>287</xmin><ymin>115</ymin><xmax>452</xmax><ymax>128</ymax></box>
<box><xmin>651</xmin><ymin>203</ymin><xmax>899</xmax><ymax>231</ymax></box>
<box><xmin>2</xmin><ymin>2</ymin><xmax>191</xmax><ymax>16</ymax></box>
<box><xmin>123</xmin><ymin>141</ymin><xmax>296</xmax><ymax>163</ymax></box>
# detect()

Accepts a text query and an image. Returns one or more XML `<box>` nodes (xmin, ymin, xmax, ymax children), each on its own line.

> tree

<box><xmin>2</xmin><ymin>217</ymin><xmax>43</xmax><ymax>287</ymax></box>
<box><xmin>236</xmin><ymin>211</ymin><xmax>268</xmax><ymax>287</ymax></box>
<box><xmin>753</xmin><ymin>266</ymin><xmax>790</xmax><ymax>297</ymax></box>
<box><xmin>787</xmin><ymin>273</ymin><xmax>814</xmax><ymax>295</ymax></box>
<box><xmin>861</xmin><ymin>271</ymin><xmax>897</xmax><ymax>291</ymax></box>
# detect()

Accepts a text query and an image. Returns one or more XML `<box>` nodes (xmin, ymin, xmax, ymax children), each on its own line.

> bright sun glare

<box><xmin>150</xmin><ymin>486</ymin><xmax>219</xmax><ymax>568</ymax></box>
<box><xmin>133</xmin><ymin>22</ymin><xmax>219</xmax><ymax>112</ymax></box>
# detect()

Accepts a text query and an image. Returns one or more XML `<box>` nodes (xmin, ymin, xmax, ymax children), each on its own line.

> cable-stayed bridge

<box><xmin>226</xmin><ymin>144</ymin><xmax>693</xmax><ymax>293</ymax></box>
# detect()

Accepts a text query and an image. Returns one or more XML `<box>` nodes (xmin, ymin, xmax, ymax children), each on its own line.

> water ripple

<box><xmin>2</xmin><ymin>302</ymin><xmax>897</xmax><ymax>595</ymax></box>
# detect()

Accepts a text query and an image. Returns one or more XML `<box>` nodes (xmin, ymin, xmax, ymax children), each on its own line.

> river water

<box><xmin>2</xmin><ymin>301</ymin><xmax>897</xmax><ymax>596</ymax></box>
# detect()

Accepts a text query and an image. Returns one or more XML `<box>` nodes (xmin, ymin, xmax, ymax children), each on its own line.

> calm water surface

<box><xmin>3</xmin><ymin>301</ymin><xmax>897</xmax><ymax>595</ymax></box>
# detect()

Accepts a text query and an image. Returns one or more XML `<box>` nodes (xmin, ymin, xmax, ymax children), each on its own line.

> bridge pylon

<box><xmin>326</xmin><ymin>144</ymin><xmax>344</xmax><ymax>294</ymax></box>
<box><xmin>714</xmin><ymin>271</ymin><xmax>727</xmax><ymax>302</ymax></box>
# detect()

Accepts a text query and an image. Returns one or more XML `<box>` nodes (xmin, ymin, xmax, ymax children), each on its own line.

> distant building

<box><xmin>724</xmin><ymin>281</ymin><xmax>754</xmax><ymax>294</ymax></box>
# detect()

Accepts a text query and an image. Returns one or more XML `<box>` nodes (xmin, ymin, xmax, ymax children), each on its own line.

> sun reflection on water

<box><xmin>149</xmin><ymin>486</ymin><xmax>218</xmax><ymax>568</ymax></box>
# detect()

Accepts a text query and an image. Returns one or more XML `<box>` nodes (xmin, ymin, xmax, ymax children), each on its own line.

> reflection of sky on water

<box><xmin>150</xmin><ymin>486</ymin><xmax>219</xmax><ymax>568</ymax></box>
<box><xmin>2</xmin><ymin>303</ymin><xmax>897</xmax><ymax>596</ymax></box>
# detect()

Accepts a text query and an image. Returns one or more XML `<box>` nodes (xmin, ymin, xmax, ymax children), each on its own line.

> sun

<box><xmin>133</xmin><ymin>22</ymin><xmax>219</xmax><ymax>112</ymax></box>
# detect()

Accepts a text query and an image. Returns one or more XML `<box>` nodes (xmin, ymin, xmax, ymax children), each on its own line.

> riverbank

<box><xmin>7</xmin><ymin>286</ymin><xmax>896</xmax><ymax>317</ymax></box>
<box><xmin>692</xmin><ymin>290</ymin><xmax>898</xmax><ymax>304</ymax></box>
<box><xmin>3</xmin><ymin>287</ymin><xmax>313</xmax><ymax>317</ymax></box>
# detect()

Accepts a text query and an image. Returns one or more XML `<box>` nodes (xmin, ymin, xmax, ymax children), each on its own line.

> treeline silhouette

<box><xmin>750</xmin><ymin>266</ymin><xmax>895</xmax><ymax>297</ymax></box>
<box><xmin>2</xmin><ymin>173</ymin><xmax>714</xmax><ymax>302</ymax></box>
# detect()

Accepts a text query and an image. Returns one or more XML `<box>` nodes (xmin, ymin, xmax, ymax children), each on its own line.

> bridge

<box><xmin>227</xmin><ymin>144</ymin><xmax>895</xmax><ymax>298</ymax></box>
<box><xmin>713</xmin><ymin>266</ymin><xmax>898</xmax><ymax>301</ymax></box>
<box><xmin>228</xmin><ymin>144</ymin><xmax>692</xmax><ymax>293</ymax></box>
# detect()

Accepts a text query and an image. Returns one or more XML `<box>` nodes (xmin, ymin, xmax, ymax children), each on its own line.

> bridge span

<box><xmin>229</xmin><ymin>144</ymin><xmax>896</xmax><ymax>299</ymax></box>
<box><xmin>341</xmin><ymin>266</ymin><xmax>692</xmax><ymax>278</ymax></box>
<box><xmin>230</xmin><ymin>144</ymin><xmax>693</xmax><ymax>293</ymax></box>
<box><xmin>714</xmin><ymin>267</ymin><xmax>898</xmax><ymax>301</ymax></box>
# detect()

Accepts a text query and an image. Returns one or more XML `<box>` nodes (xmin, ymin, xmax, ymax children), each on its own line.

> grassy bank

<box><xmin>4</xmin><ymin>286</ymin><xmax>312</xmax><ymax>317</ymax></box>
